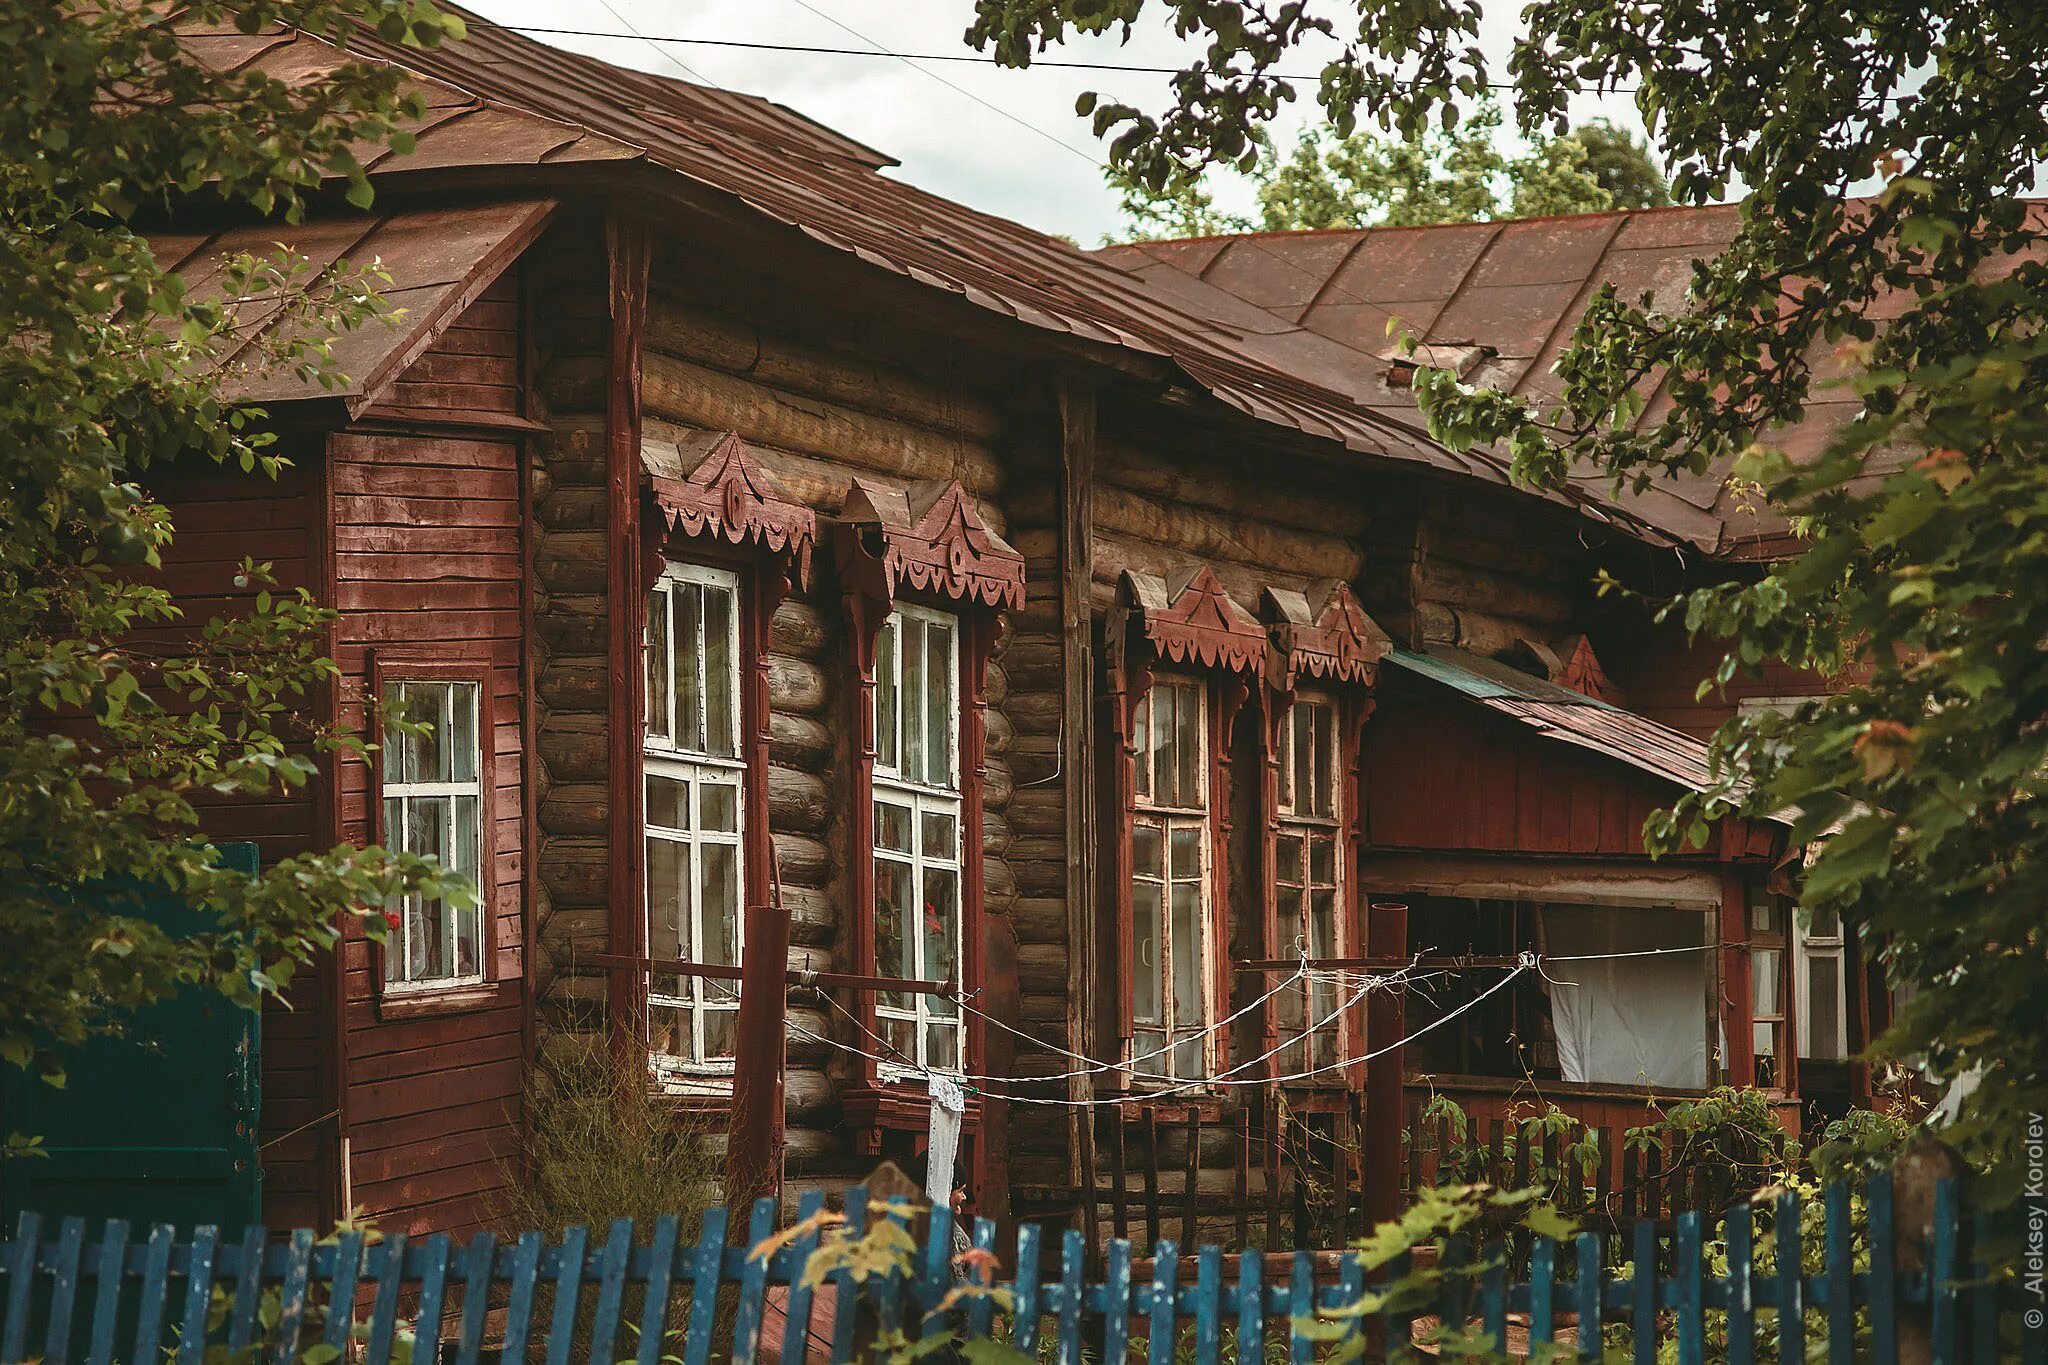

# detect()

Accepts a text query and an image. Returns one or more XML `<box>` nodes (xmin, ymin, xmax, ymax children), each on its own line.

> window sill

<box><xmin>375</xmin><ymin>981</ymin><xmax>509</xmax><ymax>1021</ymax></box>
<box><xmin>842</xmin><ymin>1081</ymin><xmax>982</xmax><ymax>1154</ymax></box>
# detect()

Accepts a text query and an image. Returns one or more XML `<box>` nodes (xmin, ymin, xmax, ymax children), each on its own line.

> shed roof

<box><xmin>155</xmin><ymin>199</ymin><xmax>555</xmax><ymax>415</ymax></box>
<box><xmin>1389</xmin><ymin>645</ymin><xmax>1741</xmax><ymax>802</ymax></box>
<box><xmin>171</xmin><ymin>7</ymin><xmax>1684</xmax><ymax>550</ymax></box>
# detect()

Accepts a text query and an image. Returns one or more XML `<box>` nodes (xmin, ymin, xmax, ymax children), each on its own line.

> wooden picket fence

<box><xmin>2</xmin><ymin>1172</ymin><xmax>2041</xmax><ymax>1364</ymax></box>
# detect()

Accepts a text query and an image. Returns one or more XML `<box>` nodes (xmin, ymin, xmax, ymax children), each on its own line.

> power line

<box><xmin>589</xmin><ymin>0</ymin><xmax>710</xmax><ymax>85</ymax></box>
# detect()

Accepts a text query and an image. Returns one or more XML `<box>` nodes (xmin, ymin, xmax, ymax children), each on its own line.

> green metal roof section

<box><xmin>1387</xmin><ymin>645</ymin><xmax>1625</xmax><ymax>711</ymax></box>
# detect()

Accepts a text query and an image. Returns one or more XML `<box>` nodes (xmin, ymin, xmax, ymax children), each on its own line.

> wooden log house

<box><xmin>60</xmin><ymin>9</ymin><xmax>1893</xmax><ymax>1245</ymax></box>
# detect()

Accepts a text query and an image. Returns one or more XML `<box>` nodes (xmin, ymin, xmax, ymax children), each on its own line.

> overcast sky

<box><xmin>459</xmin><ymin>1</ymin><xmax>1650</xmax><ymax>244</ymax></box>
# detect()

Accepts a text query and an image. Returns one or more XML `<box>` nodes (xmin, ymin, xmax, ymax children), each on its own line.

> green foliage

<box><xmin>974</xmin><ymin>0</ymin><xmax>2048</xmax><ymax>1181</ymax></box>
<box><xmin>1</xmin><ymin>2</ymin><xmax>466</xmax><ymax>1145</ymax></box>
<box><xmin>1108</xmin><ymin>97</ymin><xmax>1668</xmax><ymax>240</ymax></box>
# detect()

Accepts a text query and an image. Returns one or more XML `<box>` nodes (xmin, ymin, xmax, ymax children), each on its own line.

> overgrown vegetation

<box><xmin>1</xmin><ymin>1</ymin><xmax>469</xmax><ymax>1154</ymax></box>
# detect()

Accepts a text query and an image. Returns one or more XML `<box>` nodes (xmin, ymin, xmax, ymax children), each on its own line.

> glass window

<box><xmin>1276</xmin><ymin>696</ymin><xmax>1343</xmax><ymax>1072</ymax></box>
<box><xmin>1131</xmin><ymin>678</ymin><xmax>1211</xmax><ymax>1081</ymax></box>
<box><xmin>382</xmin><ymin>679</ymin><xmax>485</xmax><ymax>988</ymax></box>
<box><xmin>1798</xmin><ymin>907</ymin><xmax>1847</xmax><ymax>1061</ymax></box>
<box><xmin>644</xmin><ymin>564</ymin><xmax>746</xmax><ymax>1075</ymax></box>
<box><xmin>1748</xmin><ymin>893</ymin><xmax>1788</xmax><ymax>1087</ymax></box>
<box><xmin>874</xmin><ymin>604</ymin><xmax>964</xmax><ymax>1074</ymax></box>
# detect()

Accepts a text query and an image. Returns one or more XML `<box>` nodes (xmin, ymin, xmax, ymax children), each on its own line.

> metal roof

<box><xmin>153</xmin><ymin>199</ymin><xmax>556</xmax><ymax>413</ymax></box>
<box><xmin>1390</xmin><ymin>645</ymin><xmax>1731</xmax><ymax>797</ymax></box>
<box><xmin>172</xmin><ymin>8</ymin><xmax>1677</xmax><ymax>549</ymax></box>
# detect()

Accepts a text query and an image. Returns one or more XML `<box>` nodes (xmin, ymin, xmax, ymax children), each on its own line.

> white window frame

<box><xmin>1795</xmin><ymin>907</ymin><xmax>1849</xmax><ymax>1061</ymax></box>
<box><xmin>643</xmin><ymin>562</ymin><xmax>746</xmax><ymax>1079</ymax></box>
<box><xmin>1131</xmin><ymin>676</ymin><xmax>1214</xmax><ymax>1084</ymax></box>
<box><xmin>872</xmin><ymin>602</ymin><xmax>965</xmax><ymax>1078</ymax></box>
<box><xmin>1276</xmin><ymin>693</ymin><xmax>1344</xmax><ymax>1074</ymax></box>
<box><xmin>381</xmin><ymin>679</ymin><xmax>486</xmax><ymax>992</ymax></box>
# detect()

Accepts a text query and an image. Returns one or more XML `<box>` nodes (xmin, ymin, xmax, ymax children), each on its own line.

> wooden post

<box><xmin>1058</xmin><ymin>377</ymin><xmax>1099</xmax><ymax>1250</ymax></box>
<box><xmin>1891</xmin><ymin>1137</ymin><xmax>1967</xmax><ymax>1365</ymax></box>
<box><xmin>1362</xmin><ymin>900</ymin><xmax>1409</xmax><ymax>1231</ymax></box>
<box><xmin>1719</xmin><ymin>867</ymin><xmax>1756</xmax><ymax>1089</ymax></box>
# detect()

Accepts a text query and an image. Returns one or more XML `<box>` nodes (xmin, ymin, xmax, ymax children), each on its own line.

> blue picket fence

<box><xmin>1</xmin><ymin>1172</ymin><xmax>2040</xmax><ymax>1364</ymax></box>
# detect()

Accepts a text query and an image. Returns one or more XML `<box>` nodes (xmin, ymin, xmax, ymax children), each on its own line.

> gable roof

<box><xmin>174</xmin><ymin>7</ymin><xmax>1699</xmax><ymax>551</ymax></box>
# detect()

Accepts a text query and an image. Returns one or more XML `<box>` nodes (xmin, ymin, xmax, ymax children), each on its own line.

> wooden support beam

<box><xmin>1059</xmin><ymin>375</ymin><xmax>1100</xmax><ymax>1251</ymax></box>
<box><xmin>1362</xmin><ymin>900</ymin><xmax>1409</xmax><ymax>1233</ymax></box>
<box><xmin>586</xmin><ymin>952</ymin><xmax>947</xmax><ymax>996</ymax></box>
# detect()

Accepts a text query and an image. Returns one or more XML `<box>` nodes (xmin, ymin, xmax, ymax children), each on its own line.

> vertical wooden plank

<box><xmin>733</xmin><ymin>1201</ymin><xmax>783</xmax><ymax>1362</ymax></box>
<box><xmin>2</xmin><ymin>1213</ymin><xmax>41</xmax><ymax>1364</ymax></box>
<box><xmin>130</xmin><ymin>1224</ymin><xmax>176</xmax><ymax>1365</ymax></box>
<box><xmin>1481</xmin><ymin>1242</ymin><xmax>1508</xmax><ymax>1354</ymax></box>
<box><xmin>1778</xmin><ymin>1190</ymin><xmax>1805</xmax><ymax>1365</ymax></box>
<box><xmin>1487</xmin><ymin>1119</ymin><xmax>1506</xmax><ymax>1188</ymax></box>
<box><xmin>453</xmin><ymin>1232</ymin><xmax>499</xmax><ymax>1365</ymax></box>
<box><xmin>43</xmin><ymin>1217</ymin><xmax>88</xmax><ymax>1365</ymax></box>
<box><xmin>1676</xmin><ymin>1212</ymin><xmax>1704</xmax><ymax>1365</ymax></box>
<box><xmin>1529</xmin><ymin>1237</ymin><xmax>1555</xmax><ymax>1350</ymax></box>
<box><xmin>917</xmin><ymin>1206</ymin><xmax>954</xmax><ymax>1336</ymax></box>
<box><xmin>1331</xmin><ymin>1114</ymin><xmax>1352</xmax><ymax>1245</ymax></box>
<box><xmin>542</xmin><ymin>1225</ymin><xmax>589</xmax><ymax>1365</ymax></box>
<box><xmin>777</xmin><ymin>1190</ymin><xmax>827</xmax><ymax>1365</ymax></box>
<box><xmin>1235</xmin><ymin>1108</ymin><xmax>1251</xmax><ymax>1248</ymax></box>
<box><xmin>632</xmin><ymin>1215</ymin><xmax>681</xmax><ymax>1365</ymax></box>
<box><xmin>84</xmin><ymin>1218</ymin><xmax>130</xmax><ymax>1365</ymax></box>
<box><xmin>1868</xmin><ymin>1172</ymin><xmax>1898</xmax><ymax>1365</ymax></box>
<box><xmin>320</xmin><ymin>1229</ymin><xmax>366</xmax><ymax>1357</ymax></box>
<box><xmin>1193</xmin><ymin>1246</ymin><xmax>1222</xmax><ymax>1365</ymax></box>
<box><xmin>586</xmin><ymin>1218</ymin><xmax>636</xmax><ymax>1365</ymax></box>
<box><xmin>1575</xmin><ymin>1232</ymin><xmax>1604</xmax><ymax>1363</ymax></box>
<box><xmin>1622</xmin><ymin>1142</ymin><xmax>1641</xmax><ymax>1224</ymax></box>
<box><xmin>1058</xmin><ymin>373</ymin><xmax>1100</xmax><ymax>1255</ymax></box>
<box><xmin>173</xmin><ymin>1225</ymin><xmax>217</xmax><ymax>1365</ymax></box>
<box><xmin>1144</xmin><ymin>1111</ymin><xmax>1163</xmax><ymax>1252</ymax></box>
<box><xmin>1235</xmin><ymin>1251</ymin><xmax>1263</xmax><ymax>1364</ymax></box>
<box><xmin>411</xmin><ymin>1233</ymin><xmax>454</xmax><ymax>1365</ymax></box>
<box><xmin>1265</xmin><ymin>1093</ymin><xmax>1284</xmax><ymax>1246</ymax></box>
<box><xmin>1146</xmin><ymin>1236</ymin><xmax>1179</xmax><ymax>1365</ymax></box>
<box><xmin>1053</xmin><ymin>1227</ymin><xmax>1085</xmax><ymax>1365</ymax></box>
<box><xmin>679</xmin><ymin>1208</ymin><xmax>727</xmax><ymax>1365</ymax></box>
<box><xmin>498</xmin><ymin>1234</ymin><xmax>545</xmax><ymax>1365</ymax></box>
<box><xmin>363</xmin><ymin>1233</ymin><xmax>410</xmax><ymax>1365</ymax></box>
<box><xmin>1930</xmin><ymin>1178</ymin><xmax>1960</xmax><ymax>1365</ymax></box>
<box><xmin>1725</xmin><ymin>1203</ymin><xmax>1754</xmax><ymax>1365</ymax></box>
<box><xmin>224</xmin><ymin>1225</ymin><xmax>267</xmax><ymax>1357</ymax></box>
<box><xmin>1181</xmin><ymin>1113</ymin><xmax>1203</xmax><ymax>1252</ymax></box>
<box><xmin>1111</xmin><ymin>1115</ymin><xmax>1131</xmax><ymax>1242</ymax></box>
<box><xmin>1010</xmin><ymin>1221</ymin><xmax>1044</xmax><ymax>1358</ymax></box>
<box><xmin>1101</xmin><ymin>1239</ymin><xmax>1131</xmax><ymax>1365</ymax></box>
<box><xmin>1825</xmin><ymin>1183</ymin><xmax>1852</xmax><ymax>1365</ymax></box>
<box><xmin>964</xmin><ymin>1217</ymin><xmax>1000</xmax><ymax>1342</ymax></box>
<box><xmin>1632</xmin><ymin>1219</ymin><xmax>1657</xmax><ymax>1365</ymax></box>
<box><xmin>829</xmin><ymin>1189</ymin><xmax>868</xmax><ymax>1365</ymax></box>
<box><xmin>1969</xmin><ymin>1210</ymin><xmax>1997</xmax><ymax>1365</ymax></box>
<box><xmin>1287</xmin><ymin>1251</ymin><xmax>1314</xmax><ymax>1365</ymax></box>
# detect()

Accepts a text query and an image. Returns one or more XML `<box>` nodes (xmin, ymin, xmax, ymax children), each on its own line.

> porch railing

<box><xmin>2</xmin><ymin>1170</ymin><xmax>2039</xmax><ymax>1364</ymax></box>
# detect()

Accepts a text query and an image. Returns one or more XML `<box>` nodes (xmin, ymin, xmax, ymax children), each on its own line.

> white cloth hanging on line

<box><xmin>924</xmin><ymin>1073</ymin><xmax>967</xmax><ymax>1199</ymax></box>
<box><xmin>1541</xmin><ymin>903</ymin><xmax>1711</xmax><ymax>1089</ymax></box>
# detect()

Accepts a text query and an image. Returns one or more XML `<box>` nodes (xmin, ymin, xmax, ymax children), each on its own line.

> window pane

<box><xmin>1150</xmin><ymin>684</ymin><xmax>1175</xmax><ymax>803</ymax></box>
<box><xmin>451</xmin><ymin>794</ymin><xmax>480</xmax><ymax>977</ymax></box>
<box><xmin>926</xmin><ymin>618</ymin><xmax>954</xmax><ymax>787</ymax></box>
<box><xmin>922</xmin><ymin>866</ymin><xmax>959</xmax><ymax>987</ymax></box>
<box><xmin>1749</xmin><ymin>900</ymin><xmax>1782</xmax><ymax>936</ymax></box>
<box><xmin>1310</xmin><ymin>702</ymin><xmax>1333</xmax><ymax>818</ymax></box>
<box><xmin>447</xmin><ymin>683</ymin><xmax>479</xmax><ymax>784</ymax></box>
<box><xmin>1169</xmin><ymin>824</ymin><xmax>1203</xmax><ymax>881</ymax></box>
<box><xmin>647</xmin><ymin>775</ymin><xmax>690</xmax><ymax>831</ymax></box>
<box><xmin>648</xmin><ymin>1001</ymin><xmax>686</xmax><ymax>1057</ymax></box>
<box><xmin>701</xmin><ymin>1010</ymin><xmax>737</xmax><ymax>1060</ymax></box>
<box><xmin>1132</xmin><ymin>692</ymin><xmax>1152</xmax><ymax>801</ymax></box>
<box><xmin>1133</xmin><ymin>822</ymin><xmax>1163</xmax><ymax>879</ymax></box>
<box><xmin>1806</xmin><ymin>958</ymin><xmax>1842</xmax><ymax>1059</ymax></box>
<box><xmin>875</xmin><ymin>860</ymin><xmax>915</xmax><ymax>1008</ymax></box>
<box><xmin>921</xmin><ymin>809</ymin><xmax>957</xmax><ymax>862</ymax></box>
<box><xmin>408</xmin><ymin>797</ymin><xmax>450</xmax><ymax>977</ymax></box>
<box><xmin>648</xmin><ymin>838</ymin><xmax>691</xmax><ymax>986</ymax></box>
<box><xmin>1133</xmin><ymin>1028</ymin><xmax>1167</xmax><ymax>1068</ymax></box>
<box><xmin>674</xmin><ymin>583</ymin><xmax>703</xmax><ymax>753</ymax></box>
<box><xmin>1277</xmin><ymin>834</ymin><xmax>1303</xmax><ymax>887</ymax></box>
<box><xmin>876</xmin><ymin>799</ymin><xmax>913</xmax><ymax>853</ymax></box>
<box><xmin>646</xmin><ymin>588</ymin><xmax>671</xmax><ymax>743</ymax></box>
<box><xmin>1170</xmin><ymin>881</ymin><xmax>1202</xmax><ymax>1026</ymax></box>
<box><xmin>1277</xmin><ymin>707</ymin><xmax>1295</xmax><ymax>812</ymax></box>
<box><xmin>875</xmin><ymin>616</ymin><xmax>899</xmax><ymax>771</ymax></box>
<box><xmin>879</xmin><ymin>1015</ymin><xmax>914</xmax><ymax>1063</ymax></box>
<box><xmin>902</xmin><ymin>617</ymin><xmax>927</xmax><ymax>779</ymax></box>
<box><xmin>700</xmin><ymin>781</ymin><xmax>738</xmax><ymax>834</ymax></box>
<box><xmin>1291</xmin><ymin>704</ymin><xmax>1312</xmax><ymax>815</ymax></box>
<box><xmin>700</xmin><ymin>843</ymin><xmax>739</xmax><ymax>967</ymax></box>
<box><xmin>704</xmin><ymin>583</ymin><xmax>736</xmax><ymax>758</ymax></box>
<box><xmin>925</xmin><ymin>1023</ymin><xmax>959</xmax><ymax>1072</ymax></box>
<box><xmin>1308</xmin><ymin>835</ymin><xmax>1335</xmax><ymax>888</ymax></box>
<box><xmin>1751</xmin><ymin>947</ymin><xmax>1782</xmax><ymax>1015</ymax></box>
<box><xmin>1308</xmin><ymin>887</ymin><xmax>1337</xmax><ymax>958</ymax></box>
<box><xmin>1132</xmin><ymin>883</ymin><xmax>1162</xmax><ymax>1024</ymax></box>
<box><xmin>1174</xmin><ymin>683</ymin><xmax>1201</xmax><ymax>806</ymax></box>
<box><xmin>1172</xmin><ymin>1035</ymin><xmax>1203</xmax><ymax>1080</ymax></box>
<box><xmin>1808</xmin><ymin>906</ymin><xmax>1840</xmax><ymax>939</ymax></box>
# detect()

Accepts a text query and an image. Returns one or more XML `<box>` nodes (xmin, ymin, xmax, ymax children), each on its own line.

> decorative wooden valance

<box><xmin>833</xmin><ymin>477</ymin><xmax>1025</xmax><ymax>611</ymax></box>
<box><xmin>1117</xmin><ymin>566</ymin><xmax>1265</xmax><ymax>676</ymax></box>
<box><xmin>645</xmin><ymin>430</ymin><xmax>817</xmax><ymax>585</ymax></box>
<box><xmin>1262</xmin><ymin>581</ymin><xmax>1392</xmax><ymax>691</ymax></box>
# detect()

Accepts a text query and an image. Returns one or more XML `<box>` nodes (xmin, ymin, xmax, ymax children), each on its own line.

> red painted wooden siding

<box><xmin>1359</xmin><ymin>682</ymin><xmax>1691</xmax><ymax>858</ymax></box>
<box><xmin>326</xmin><ymin>277</ymin><xmax>529</xmax><ymax>1239</ymax></box>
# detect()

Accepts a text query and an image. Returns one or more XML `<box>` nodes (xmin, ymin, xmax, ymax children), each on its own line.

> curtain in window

<box><xmin>1540</xmin><ymin>904</ymin><xmax>1709</xmax><ymax>1089</ymax></box>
